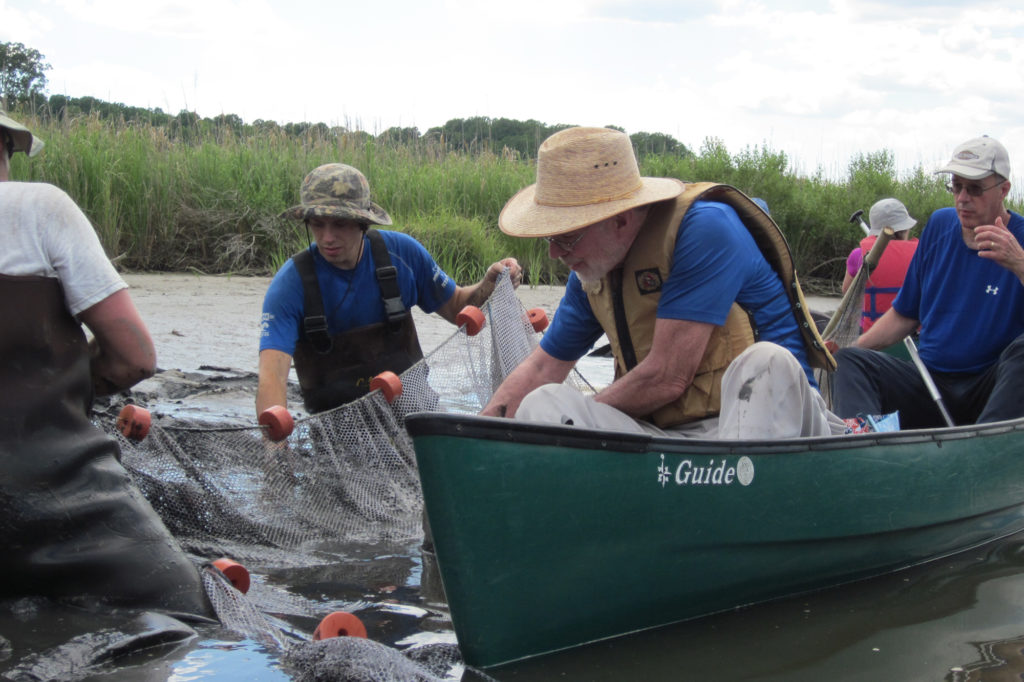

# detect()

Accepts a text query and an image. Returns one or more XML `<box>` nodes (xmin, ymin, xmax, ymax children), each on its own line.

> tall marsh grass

<box><xmin>9</xmin><ymin>112</ymin><xmax>1020</xmax><ymax>290</ymax></box>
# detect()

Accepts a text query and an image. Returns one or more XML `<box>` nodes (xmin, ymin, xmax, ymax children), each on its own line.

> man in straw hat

<box><xmin>841</xmin><ymin>197</ymin><xmax>919</xmax><ymax>332</ymax></box>
<box><xmin>0</xmin><ymin>110</ymin><xmax>212</xmax><ymax>616</ymax></box>
<box><xmin>833</xmin><ymin>135</ymin><xmax>1024</xmax><ymax>428</ymax></box>
<box><xmin>257</xmin><ymin>162</ymin><xmax>523</xmax><ymax>415</ymax></box>
<box><xmin>482</xmin><ymin>126</ymin><xmax>844</xmax><ymax>438</ymax></box>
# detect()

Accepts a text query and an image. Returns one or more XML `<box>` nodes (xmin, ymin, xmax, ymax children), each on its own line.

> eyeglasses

<box><xmin>544</xmin><ymin>230</ymin><xmax>587</xmax><ymax>253</ymax></box>
<box><xmin>946</xmin><ymin>179</ymin><xmax>1004</xmax><ymax>197</ymax></box>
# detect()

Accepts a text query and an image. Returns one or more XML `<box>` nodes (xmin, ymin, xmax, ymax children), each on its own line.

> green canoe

<box><xmin>407</xmin><ymin>413</ymin><xmax>1024</xmax><ymax>668</ymax></box>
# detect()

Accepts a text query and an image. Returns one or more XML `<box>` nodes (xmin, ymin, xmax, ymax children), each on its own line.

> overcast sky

<box><xmin>5</xmin><ymin>0</ymin><xmax>1024</xmax><ymax>181</ymax></box>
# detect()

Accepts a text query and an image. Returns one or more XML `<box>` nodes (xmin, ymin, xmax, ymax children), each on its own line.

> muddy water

<box><xmin>10</xmin><ymin>275</ymin><xmax>1024</xmax><ymax>680</ymax></box>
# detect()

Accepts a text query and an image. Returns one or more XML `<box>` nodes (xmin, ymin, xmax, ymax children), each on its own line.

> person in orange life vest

<box><xmin>841</xmin><ymin>198</ymin><xmax>918</xmax><ymax>331</ymax></box>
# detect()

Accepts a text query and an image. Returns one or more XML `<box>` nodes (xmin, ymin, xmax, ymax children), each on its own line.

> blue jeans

<box><xmin>832</xmin><ymin>334</ymin><xmax>1024</xmax><ymax>428</ymax></box>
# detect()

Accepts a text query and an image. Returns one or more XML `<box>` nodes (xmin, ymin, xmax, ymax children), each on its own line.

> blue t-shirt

<box><xmin>260</xmin><ymin>230</ymin><xmax>456</xmax><ymax>355</ymax></box>
<box><xmin>541</xmin><ymin>200</ymin><xmax>814</xmax><ymax>383</ymax></box>
<box><xmin>893</xmin><ymin>207</ymin><xmax>1024</xmax><ymax>373</ymax></box>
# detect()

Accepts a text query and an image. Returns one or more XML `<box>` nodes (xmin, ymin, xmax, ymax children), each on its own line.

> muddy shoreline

<box><xmin>126</xmin><ymin>273</ymin><xmax>839</xmax><ymax>374</ymax></box>
<box><xmin>124</xmin><ymin>273</ymin><xmax>570</xmax><ymax>375</ymax></box>
<box><xmin>121</xmin><ymin>274</ymin><xmax>573</xmax><ymax>423</ymax></box>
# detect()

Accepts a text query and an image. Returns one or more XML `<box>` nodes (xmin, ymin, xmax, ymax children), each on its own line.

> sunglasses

<box><xmin>946</xmin><ymin>179</ymin><xmax>1004</xmax><ymax>198</ymax></box>
<box><xmin>544</xmin><ymin>230</ymin><xmax>587</xmax><ymax>253</ymax></box>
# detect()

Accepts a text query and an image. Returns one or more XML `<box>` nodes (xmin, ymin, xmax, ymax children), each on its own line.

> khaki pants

<box><xmin>516</xmin><ymin>342</ymin><xmax>846</xmax><ymax>439</ymax></box>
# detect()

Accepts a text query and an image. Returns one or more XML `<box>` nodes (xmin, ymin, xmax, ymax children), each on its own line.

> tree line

<box><xmin>1</xmin><ymin>40</ymin><xmax>688</xmax><ymax>159</ymax></box>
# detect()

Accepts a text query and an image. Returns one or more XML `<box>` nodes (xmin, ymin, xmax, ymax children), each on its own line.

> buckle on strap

<box><xmin>303</xmin><ymin>315</ymin><xmax>333</xmax><ymax>353</ymax></box>
<box><xmin>383</xmin><ymin>297</ymin><xmax>406</xmax><ymax>324</ymax></box>
<box><xmin>304</xmin><ymin>315</ymin><xmax>328</xmax><ymax>336</ymax></box>
<box><xmin>376</xmin><ymin>265</ymin><xmax>398</xmax><ymax>284</ymax></box>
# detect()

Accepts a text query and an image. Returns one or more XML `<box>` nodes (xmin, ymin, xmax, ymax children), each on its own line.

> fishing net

<box><xmin>91</xmin><ymin>272</ymin><xmax>588</xmax><ymax>679</ymax></box>
<box><xmin>200</xmin><ymin>565</ymin><xmax>473</xmax><ymax>682</ymax></box>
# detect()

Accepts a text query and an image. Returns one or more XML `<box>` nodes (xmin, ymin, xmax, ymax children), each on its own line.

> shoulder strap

<box><xmin>679</xmin><ymin>183</ymin><xmax>835</xmax><ymax>371</ymax></box>
<box><xmin>366</xmin><ymin>229</ymin><xmax>409</xmax><ymax>329</ymax></box>
<box><xmin>292</xmin><ymin>249</ymin><xmax>333</xmax><ymax>353</ymax></box>
<box><xmin>608</xmin><ymin>268</ymin><xmax>638</xmax><ymax>370</ymax></box>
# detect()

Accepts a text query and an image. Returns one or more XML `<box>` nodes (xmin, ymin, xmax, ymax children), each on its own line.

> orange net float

<box><xmin>313</xmin><ymin>611</ymin><xmax>368</xmax><ymax>641</ymax></box>
<box><xmin>369</xmin><ymin>371</ymin><xmax>402</xmax><ymax>404</ymax></box>
<box><xmin>117</xmin><ymin>404</ymin><xmax>151</xmax><ymax>441</ymax></box>
<box><xmin>527</xmin><ymin>307</ymin><xmax>549</xmax><ymax>332</ymax></box>
<box><xmin>258</xmin><ymin>405</ymin><xmax>294</xmax><ymax>442</ymax></box>
<box><xmin>455</xmin><ymin>305</ymin><xmax>486</xmax><ymax>336</ymax></box>
<box><xmin>211</xmin><ymin>557</ymin><xmax>251</xmax><ymax>594</ymax></box>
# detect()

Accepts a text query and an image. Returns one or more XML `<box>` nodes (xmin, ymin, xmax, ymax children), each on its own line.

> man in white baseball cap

<box><xmin>833</xmin><ymin>135</ymin><xmax>1024</xmax><ymax>428</ymax></box>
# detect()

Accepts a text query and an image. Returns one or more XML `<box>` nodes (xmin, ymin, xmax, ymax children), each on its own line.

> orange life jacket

<box><xmin>858</xmin><ymin>237</ymin><xmax>918</xmax><ymax>331</ymax></box>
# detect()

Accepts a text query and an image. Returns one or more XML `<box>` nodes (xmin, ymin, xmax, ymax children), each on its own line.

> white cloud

<box><xmin>5</xmin><ymin>0</ymin><xmax>1024</xmax><ymax>179</ymax></box>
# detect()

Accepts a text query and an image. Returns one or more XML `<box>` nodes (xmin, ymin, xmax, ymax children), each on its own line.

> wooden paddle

<box><xmin>821</xmin><ymin>227</ymin><xmax>896</xmax><ymax>343</ymax></box>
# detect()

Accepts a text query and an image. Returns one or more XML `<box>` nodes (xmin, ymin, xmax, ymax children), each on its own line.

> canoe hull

<box><xmin>407</xmin><ymin>414</ymin><xmax>1024</xmax><ymax>668</ymax></box>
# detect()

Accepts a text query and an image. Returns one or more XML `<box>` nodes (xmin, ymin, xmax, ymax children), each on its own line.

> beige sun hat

<box><xmin>498</xmin><ymin>127</ymin><xmax>684</xmax><ymax>237</ymax></box>
<box><xmin>868</xmin><ymin>198</ymin><xmax>916</xmax><ymax>236</ymax></box>
<box><xmin>0</xmin><ymin>110</ymin><xmax>45</xmax><ymax>157</ymax></box>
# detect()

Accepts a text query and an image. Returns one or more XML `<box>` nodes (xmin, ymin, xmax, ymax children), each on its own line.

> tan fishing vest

<box><xmin>584</xmin><ymin>182</ymin><xmax>834</xmax><ymax>428</ymax></box>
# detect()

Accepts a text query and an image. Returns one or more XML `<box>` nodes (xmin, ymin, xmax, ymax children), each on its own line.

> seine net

<box><xmin>95</xmin><ymin>273</ymin><xmax>589</xmax><ymax>679</ymax></box>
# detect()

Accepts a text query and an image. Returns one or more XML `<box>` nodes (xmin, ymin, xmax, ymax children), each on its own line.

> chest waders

<box><xmin>0</xmin><ymin>274</ymin><xmax>210</xmax><ymax>615</ymax></box>
<box><xmin>292</xmin><ymin>229</ymin><xmax>425</xmax><ymax>413</ymax></box>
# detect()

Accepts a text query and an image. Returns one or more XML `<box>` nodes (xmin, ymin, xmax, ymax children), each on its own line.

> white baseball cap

<box><xmin>935</xmin><ymin>136</ymin><xmax>1010</xmax><ymax>180</ymax></box>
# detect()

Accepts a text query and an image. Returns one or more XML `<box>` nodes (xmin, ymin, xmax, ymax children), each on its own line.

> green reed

<box><xmin>9</xmin><ymin>111</ymin><xmax>1017</xmax><ymax>289</ymax></box>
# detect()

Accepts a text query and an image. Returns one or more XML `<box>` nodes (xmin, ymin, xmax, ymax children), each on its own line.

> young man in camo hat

<box><xmin>257</xmin><ymin>162</ymin><xmax>522</xmax><ymax>415</ymax></box>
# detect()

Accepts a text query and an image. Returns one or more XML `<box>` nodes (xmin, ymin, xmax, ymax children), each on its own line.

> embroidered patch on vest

<box><xmin>634</xmin><ymin>268</ymin><xmax>662</xmax><ymax>295</ymax></box>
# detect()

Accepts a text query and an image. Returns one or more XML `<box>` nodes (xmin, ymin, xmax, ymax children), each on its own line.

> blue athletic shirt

<box><xmin>541</xmin><ymin>200</ymin><xmax>815</xmax><ymax>384</ymax></box>
<box><xmin>260</xmin><ymin>230</ymin><xmax>456</xmax><ymax>355</ymax></box>
<box><xmin>893</xmin><ymin>207</ymin><xmax>1024</xmax><ymax>373</ymax></box>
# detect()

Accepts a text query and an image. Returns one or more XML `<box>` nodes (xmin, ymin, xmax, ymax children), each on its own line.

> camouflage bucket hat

<box><xmin>0</xmin><ymin>110</ymin><xmax>45</xmax><ymax>157</ymax></box>
<box><xmin>280</xmin><ymin>163</ymin><xmax>392</xmax><ymax>225</ymax></box>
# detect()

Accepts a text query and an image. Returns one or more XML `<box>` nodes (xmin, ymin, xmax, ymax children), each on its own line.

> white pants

<box><xmin>515</xmin><ymin>342</ymin><xmax>846</xmax><ymax>439</ymax></box>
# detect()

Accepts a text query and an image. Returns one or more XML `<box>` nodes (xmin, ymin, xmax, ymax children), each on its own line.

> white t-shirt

<box><xmin>0</xmin><ymin>182</ymin><xmax>125</xmax><ymax>315</ymax></box>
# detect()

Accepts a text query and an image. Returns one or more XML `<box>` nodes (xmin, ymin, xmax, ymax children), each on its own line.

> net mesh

<box><xmin>94</xmin><ymin>273</ymin><xmax>586</xmax><ymax>679</ymax></box>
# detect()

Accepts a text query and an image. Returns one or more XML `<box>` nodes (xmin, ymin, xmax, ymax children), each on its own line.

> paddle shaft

<box><xmin>821</xmin><ymin>228</ymin><xmax>895</xmax><ymax>341</ymax></box>
<box><xmin>902</xmin><ymin>336</ymin><xmax>955</xmax><ymax>427</ymax></box>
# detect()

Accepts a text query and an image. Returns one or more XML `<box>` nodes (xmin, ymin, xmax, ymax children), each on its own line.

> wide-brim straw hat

<box><xmin>499</xmin><ymin>127</ymin><xmax>684</xmax><ymax>237</ymax></box>
<box><xmin>280</xmin><ymin>163</ymin><xmax>392</xmax><ymax>225</ymax></box>
<box><xmin>0</xmin><ymin>110</ymin><xmax>45</xmax><ymax>157</ymax></box>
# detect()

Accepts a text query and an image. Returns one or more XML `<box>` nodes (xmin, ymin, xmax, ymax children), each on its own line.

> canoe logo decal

<box><xmin>657</xmin><ymin>454</ymin><xmax>755</xmax><ymax>488</ymax></box>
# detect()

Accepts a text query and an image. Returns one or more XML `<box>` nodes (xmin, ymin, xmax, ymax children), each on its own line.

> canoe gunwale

<box><xmin>405</xmin><ymin>412</ymin><xmax>1024</xmax><ymax>455</ymax></box>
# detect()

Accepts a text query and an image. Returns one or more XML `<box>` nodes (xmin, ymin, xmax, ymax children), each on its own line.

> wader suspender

<box><xmin>365</xmin><ymin>229</ymin><xmax>406</xmax><ymax>329</ymax></box>
<box><xmin>292</xmin><ymin>229</ymin><xmax>409</xmax><ymax>354</ymax></box>
<box><xmin>609</xmin><ymin>268</ymin><xmax>639</xmax><ymax>370</ymax></box>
